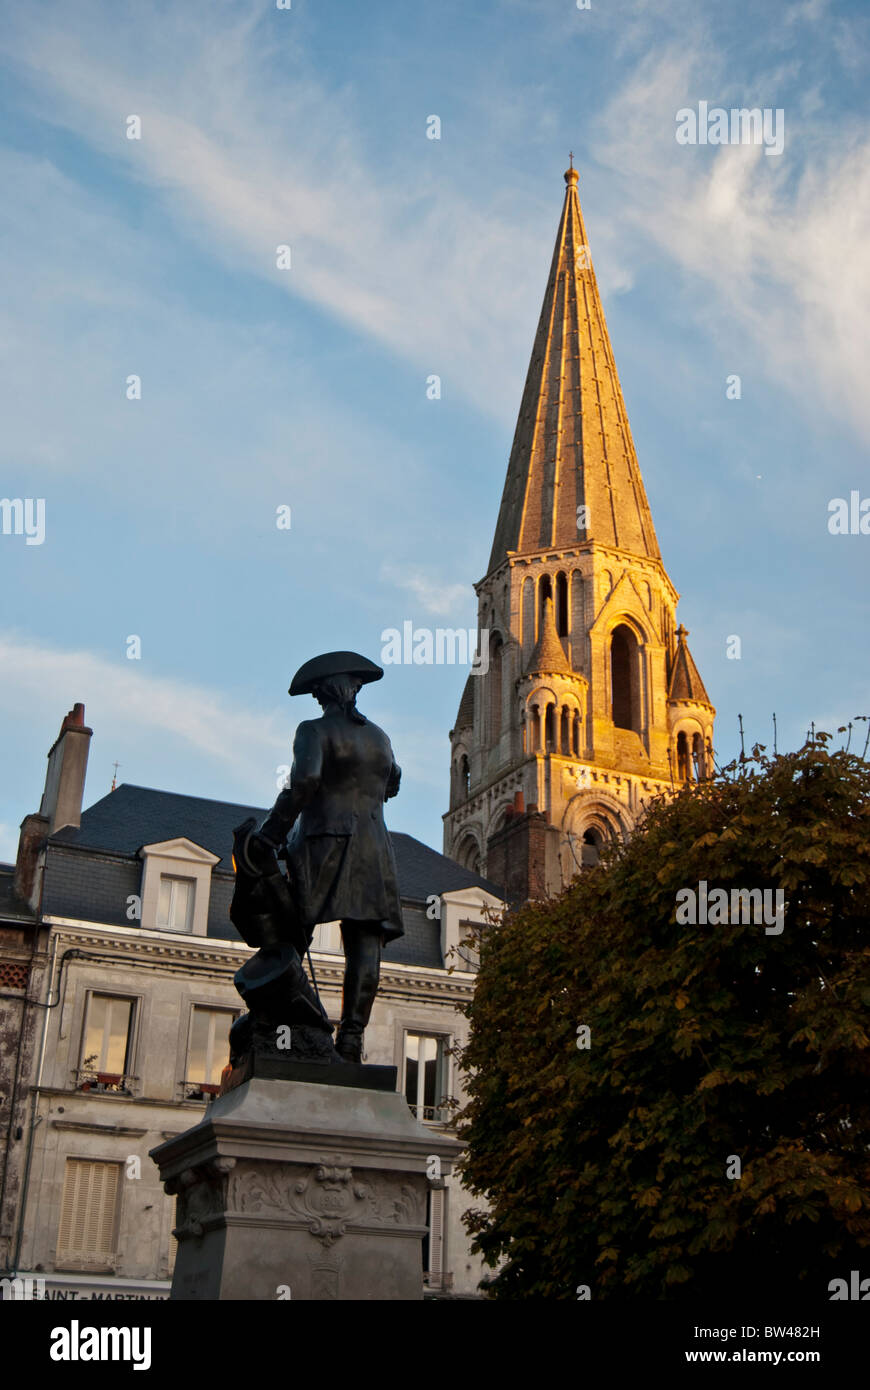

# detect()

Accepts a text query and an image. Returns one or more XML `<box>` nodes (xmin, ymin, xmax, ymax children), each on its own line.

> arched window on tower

<box><xmin>544</xmin><ymin>703</ymin><xmax>556</xmax><ymax>753</ymax></box>
<box><xmin>692</xmin><ymin>733</ymin><xmax>705</xmax><ymax>781</ymax></box>
<box><xmin>457</xmin><ymin>836</ymin><xmax>481</xmax><ymax>874</ymax></box>
<box><xmin>489</xmin><ymin>635</ymin><xmax>503</xmax><ymax>742</ymax></box>
<box><xmin>610</xmin><ymin>624</ymin><xmax>641</xmax><ymax>732</ymax></box>
<box><xmin>538</xmin><ymin>574</ymin><xmax>553</xmax><ymax>635</ymax></box>
<box><xmin>560</xmin><ymin>707</ymin><xmax>570</xmax><ymax>755</ymax></box>
<box><xmin>572</xmin><ymin>711</ymin><xmax>581</xmax><ymax>757</ymax></box>
<box><xmin>676</xmin><ymin>731</ymin><xmax>690</xmax><ymax>781</ymax></box>
<box><xmin>460</xmin><ymin>754</ymin><xmax>470</xmax><ymax>798</ymax></box>
<box><xmin>556</xmin><ymin>571</ymin><xmax>568</xmax><ymax>637</ymax></box>
<box><xmin>530</xmin><ymin>703</ymin><xmax>541</xmax><ymax>753</ymax></box>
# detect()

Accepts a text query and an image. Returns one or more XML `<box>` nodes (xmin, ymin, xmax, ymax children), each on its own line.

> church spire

<box><xmin>488</xmin><ymin>165</ymin><xmax>662</xmax><ymax>572</ymax></box>
<box><xmin>445</xmin><ymin>159</ymin><xmax>714</xmax><ymax>900</ymax></box>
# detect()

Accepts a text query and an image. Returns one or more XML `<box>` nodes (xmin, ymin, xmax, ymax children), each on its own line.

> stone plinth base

<box><xmin>150</xmin><ymin>1068</ymin><xmax>460</xmax><ymax>1301</ymax></box>
<box><xmin>221</xmin><ymin>1048</ymin><xmax>398</xmax><ymax>1093</ymax></box>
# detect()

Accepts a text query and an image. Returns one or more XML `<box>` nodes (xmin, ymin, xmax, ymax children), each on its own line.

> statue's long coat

<box><xmin>271</xmin><ymin>710</ymin><xmax>404</xmax><ymax>942</ymax></box>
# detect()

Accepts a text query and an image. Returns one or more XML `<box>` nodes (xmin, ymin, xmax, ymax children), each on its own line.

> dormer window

<box><xmin>157</xmin><ymin>875</ymin><xmax>195</xmax><ymax>932</ymax></box>
<box><xmin>138</xmin><ymin>838</ymin><xmax>220</xmax><ymax>936</ymax></box>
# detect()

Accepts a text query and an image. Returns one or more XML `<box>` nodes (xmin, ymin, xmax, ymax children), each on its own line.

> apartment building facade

<box><xmin>0</xmin><ymin>704</ymin><xmax>501</xmax><ymax>1300</ymax></box>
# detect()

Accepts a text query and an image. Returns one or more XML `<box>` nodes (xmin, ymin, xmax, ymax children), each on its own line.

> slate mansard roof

<box><xmin>45</xmin><ymin>784</ymin><xmax>500</xmax><ymax>969</ymax></box>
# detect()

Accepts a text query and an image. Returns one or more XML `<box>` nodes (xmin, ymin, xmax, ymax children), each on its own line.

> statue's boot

<box><xmin>335</xmin><ymin>922</ymin><xmax>383</xmax><ymax>1063</ymax></box>
<box><xmin>334</xmin><ymin>1021</ymin><xmax>364</xmax><ymax>1064</ymax></box>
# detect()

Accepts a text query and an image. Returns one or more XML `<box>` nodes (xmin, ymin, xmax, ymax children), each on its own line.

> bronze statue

<box><xmin>229</xmin><ymin>652</ymin><xmax>403</xmax><ymax>1067</ymax></box>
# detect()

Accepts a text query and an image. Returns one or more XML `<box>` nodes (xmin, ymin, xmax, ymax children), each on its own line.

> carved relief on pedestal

<box><xmin>165</xmin><ymin>1152</ymin><xmax>427</xmax><ymax>1251</ymax></box>
<box><xmin>361</xmin><ymin>1175</ymin><xmax>425</xmax><ymax>1228</ymax></box>
<box><xmin>224</xmin><ymin>1154</ymin><xmax>426</xmax><ymax>1249</ymax></box>
<box><xmin>165</xmin><ymin>1156</ymin><xmax>237</xmax><ymax>1241</ymax></box>
<box><xmin>310</xmin><ymin>1256</ymin><xmax>341</xmax><ymax>1299</ymax></box>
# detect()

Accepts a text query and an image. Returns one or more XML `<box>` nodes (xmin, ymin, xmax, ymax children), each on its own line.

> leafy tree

<box><xmin>456</xmin><ymin>738</ymin><xmax>870</xmax><ymax>1299</ymax></box>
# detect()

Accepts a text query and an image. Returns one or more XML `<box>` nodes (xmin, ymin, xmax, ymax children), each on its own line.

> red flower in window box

<box><xmin>199</xmin><ymin>1083</ymin><xmax>220</xmax><ymax>1096</ymax></box>
<box><xmin>96</xmin><ymin>1073</ymin><xmax>122</xmax><ymax>1087</ymax></box>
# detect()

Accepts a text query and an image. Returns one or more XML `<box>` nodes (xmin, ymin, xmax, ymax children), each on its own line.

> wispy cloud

<box><xmin>0</xmin><ymin>1</ymin><xmax>542</xmax><ymax>424</ymax></box>
<box><xmin>0</xmin><ymin>631</ymin><xmax>457</xmax><ymax>854</ymax></box>
<box><xmin>0</xmin><ymin>632</ymin><xmax>287</xmax><ymax>785</ymax></box>
<box><xmin>595</xmin><ymin>42</ymin><xmax>870</xmax><ymax>443</ymax></box>
<box><xmin>379</xmin><ymin>564</ymin><xmax>471</xmax><ymax>618</ymax></box>
<box><xmin>2</xmin><ymin>0</ymin><xmax>867</xmax><ymax>449</ymax></box>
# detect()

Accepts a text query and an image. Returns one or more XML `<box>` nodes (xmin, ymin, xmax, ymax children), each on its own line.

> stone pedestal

<box><xmin>150</xmin><ymin>1061</ymin><xmax>461</xmax><ymax>1301</ymax></box>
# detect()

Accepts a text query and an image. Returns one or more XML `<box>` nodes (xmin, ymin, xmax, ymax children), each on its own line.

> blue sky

<box><xmin>1</xmin><ymin>0</ymin><xmax>868</xmax><ymax>862</ymax></box>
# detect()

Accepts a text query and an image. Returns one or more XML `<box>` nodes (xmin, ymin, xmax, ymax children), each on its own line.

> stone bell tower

<box><xmin>444</xmin><ymin>163</ymin><xmax>715</xmax><ymax>901</ymax></box>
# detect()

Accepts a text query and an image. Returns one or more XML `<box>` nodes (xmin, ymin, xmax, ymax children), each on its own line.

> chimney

<box><xmin>38</xmin><ymin>702</ymin><xmax>93</xmax><ymax>833</ymax></box>
<box><xmin>13</xmin><ymin>812</ymin><xmax>49</xmax><ymax>910</ymax></box>
<box><xmin>13</xmin><ymin>704</ymin><xmax>92</xmax><ymax>912</ymax></box>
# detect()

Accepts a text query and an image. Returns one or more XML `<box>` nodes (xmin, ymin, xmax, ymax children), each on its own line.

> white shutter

<box><xmin>167</xmin><ymin>1195</ymin><xmax>178</xmax><ymax>1275</ymax></box>
<box><xmin>56</xmin><ymin>1159</ymin><xmax>121</xmax><ymax>1267</ymax></box>
<box><xmin>428</xmin><ymin>1187</ymin><xmax>446</xmax><ymax>1286</ymax></box>
<box><xmin>173</xmin><ymin>879</ymin><xmax>194</xmax><ymax>931</ymax></box>
<box><xmin>156</xmin><ymin>876</ymin><xmax>172</xmax><ymax>928</ymax></box>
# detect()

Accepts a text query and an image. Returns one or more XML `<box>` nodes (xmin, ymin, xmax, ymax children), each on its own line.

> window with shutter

<box><xmin>56</xmin><ymin>1159</ymin><xmax>121</xmax><ymax>1270</ymax></box>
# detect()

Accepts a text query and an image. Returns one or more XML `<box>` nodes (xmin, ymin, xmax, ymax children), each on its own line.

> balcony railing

<box><xmin>73</xmin><ymin>1069</ymin><xmax>134</xmax><ymax>1095</ymax></box>
<box><xmin>408</xmin><ymin>1104</ymin><xmax>447</xmax><ymax>1124</ymax></box>
<box><xmin>181</xmin><ymin>1080</ymin><xmax>222</xmax><ymax>1102</ymax></box>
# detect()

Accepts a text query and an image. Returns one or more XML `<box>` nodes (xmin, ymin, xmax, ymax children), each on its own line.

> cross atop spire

<box><xmin>487</xmin><ymin>167</ymin><xmax>661</xmax><ymax>572</ymax></box>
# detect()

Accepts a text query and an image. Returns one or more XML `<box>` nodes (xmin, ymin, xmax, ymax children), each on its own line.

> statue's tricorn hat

<box><xmin>289</xmin><ymin>651</ymin><xmax>384</xmax><ymax>697</ymax></box>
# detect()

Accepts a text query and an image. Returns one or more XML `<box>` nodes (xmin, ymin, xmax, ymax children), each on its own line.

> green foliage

<box><xmin>456</xmin><ymin>739</ymin><xmax>870</xmax><ymax>1299</ymax></box>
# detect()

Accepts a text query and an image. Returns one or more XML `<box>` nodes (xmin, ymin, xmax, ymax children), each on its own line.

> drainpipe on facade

<box><xmin>10</xmin><ymin>931</ymin><xmax>60</xmax><ymax>1277</ymax></box>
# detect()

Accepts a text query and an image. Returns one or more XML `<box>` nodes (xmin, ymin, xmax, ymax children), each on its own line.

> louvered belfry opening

<box><xmin>489</xmin><ymin>635</ymin><xmax>503</xmax><ymax>741</ymax></box>
<box><xmin>677</xmin><ymin>730</ymin><xmax>690</xmax><ymax>780</ymax></box>
<box><xmin>555</xmin><ymin>571</ymin><xmax>568</xmax><ymax>637</ymax></box>
<box><xmin>538</xmin><ymin>574</ymin><xmax>553</xmax><ymax>635</ymax></box>
<box><xmin>611</xmin><ymin>624</ymin><xmax>638</xmax><ymax>731</ymax></box>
